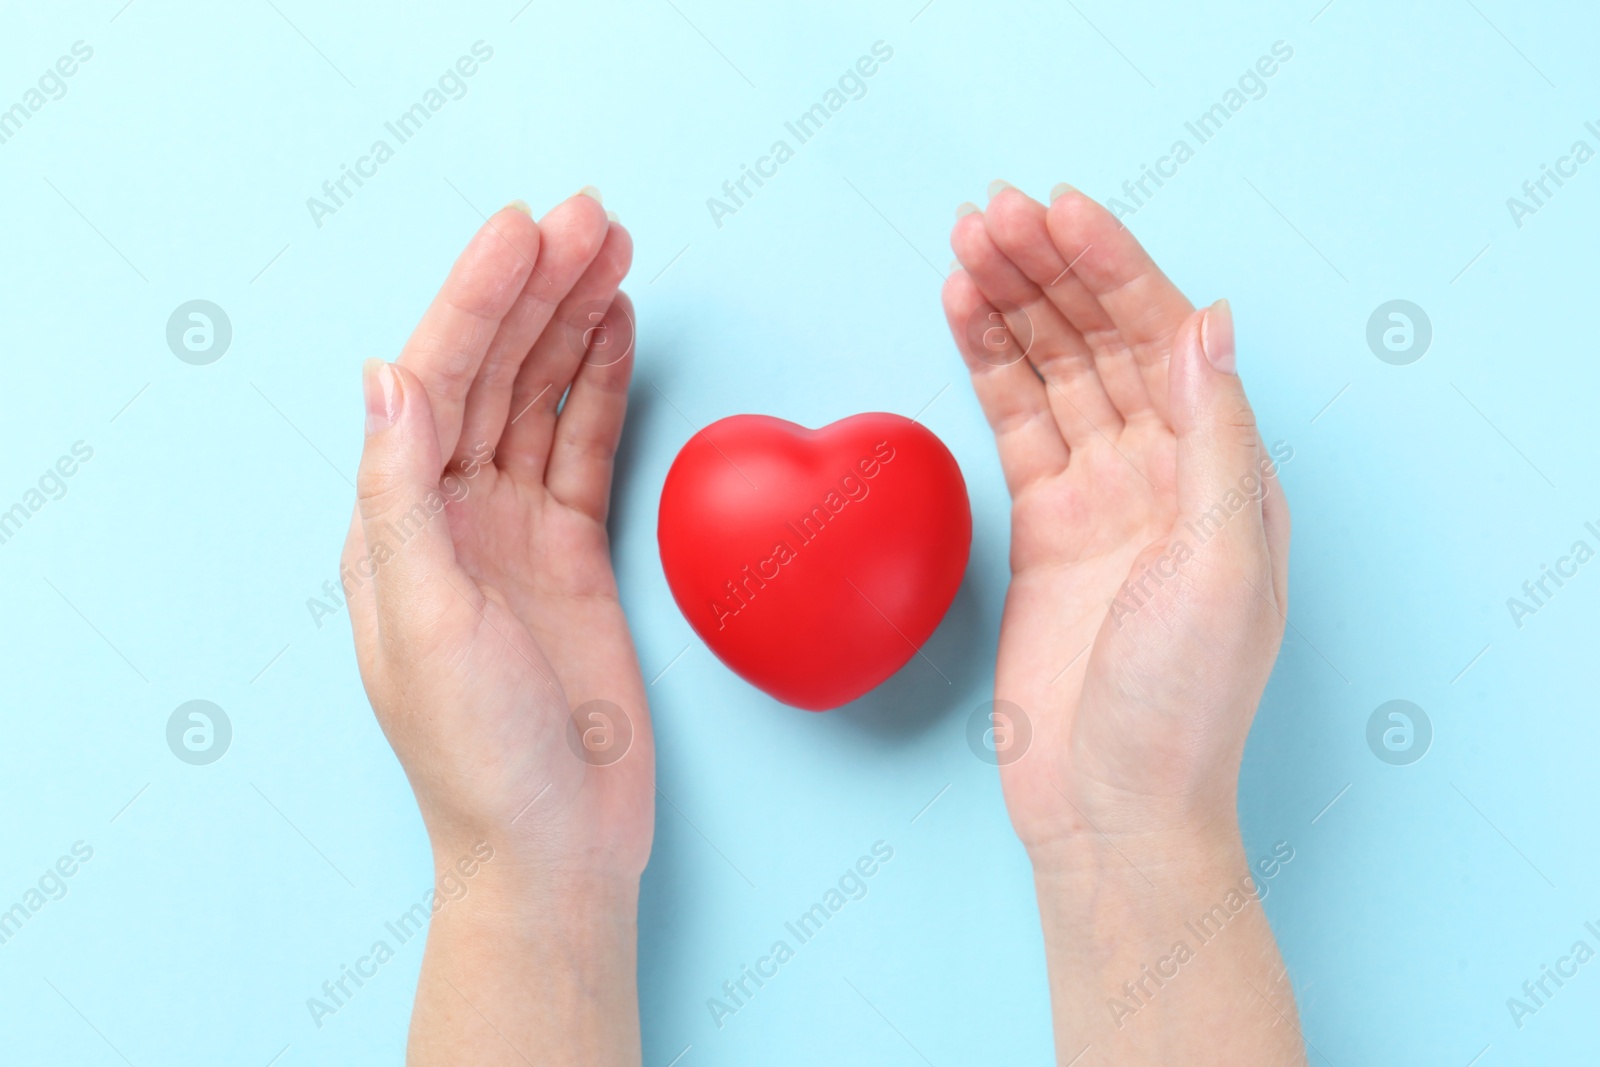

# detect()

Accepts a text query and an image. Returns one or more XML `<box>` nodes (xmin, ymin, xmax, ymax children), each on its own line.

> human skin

<box><xmin>343</xmin><ymin>189</ymin><xmax>651</xmax><ymax>1066</ymax></box>
<box><xmin>341</xmin><ymin>177</ymin><xmax>1301</xmax><ymax>1064</ymax></box>
<box><xmin>941</xmin><ymin>181</ymin><xmax>1306</xmax><ymax>1065</ymax></box>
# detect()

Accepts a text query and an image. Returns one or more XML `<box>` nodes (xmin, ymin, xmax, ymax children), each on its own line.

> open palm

<box><xmin>343</xmin><ymin>193</ymin><xmax>652</xmax><ymax>875</ymax></box>
<box><xmin>942</xmin><ymin>184</ymin><xmax>1289</xmax><ymax>854</ymax></box>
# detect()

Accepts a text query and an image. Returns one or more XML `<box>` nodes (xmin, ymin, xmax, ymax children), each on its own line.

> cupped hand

<box><xmin>942</xmin><ymin>183</ymin><xmax>1290</xmax><ymax>861</ymax></box>
<box><xmin>342</xmin><ymin>192</ymin><xmax>652</xmax><ymax>880</ymax></box>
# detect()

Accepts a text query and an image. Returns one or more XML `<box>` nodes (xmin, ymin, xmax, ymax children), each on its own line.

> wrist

<box><xmin>1030</xmin><ymin>824</ymin><xmax>1244</xmax><ymax>909</ymax></box>
<box><xmin>1020</xmin><ymin>781</ymin><xmax>1243</xmax><ymax>884</ymax></box>
<box><xmin>411</xmin><ymin>839</ymin><xmax>643</xmax><ymax>1067</ymax></box>
<box><xmin>425</xmin><ymin>833</ymin><xmax>639</xmax><ymax>928</ymax></box>
<box><xmin>1028</xmin><ymin>814</ymin><xmax>1304</xmax><ymax>1065</ymax></box>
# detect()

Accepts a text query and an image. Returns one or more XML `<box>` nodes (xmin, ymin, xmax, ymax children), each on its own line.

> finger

<box><xmin>453</xmin><ymin>192</ymin><xmax>611</xmax><ymax>469</ymax></box>
<box><xmin>546</xmin><ymin>291</ymin><xmax>637</xmax><ymax>522</ymax></box>
<box><xmin>1169</xmin><ymin>300</ymin><xmax>1269</xmax><ymax>567</ymax></box>
<box><xmin>1045</xmin><ymin>185</ymin><xmax>1196</xmax><ymax>424</ymax></box>
<box><xmin>1259</xmin><ymin>436</ymin><xmax>1291</xmax><ymax>609</ymax></box>
<box><xmin>941</xmin><ymin>268</ymin><xmax>1070</xmax><ymax>495</ymax></box>
<box><xmin>500</xmin><ymin>218</ymin><xmax>633</xmax><ymax>479</ymax></box>
<box><xmin>951</xmin><ymin>207</ymin><xmax>1122</xmax><ymax>447</ymax></box>
<box><xmin>357</xmin><ymin>359</ymin><xmax>483</xmax><ymax>641</ymax></box>
<box><xmin>339</xmin><ymin>505</ymin><xmax>380</xmax><ymax>658</ymax></box>
<box><xmin>398</xmin><ymin>205</ymin><xmax>542</xmax><ymax>465</ymax></box>
<box><xmin>985</xmin><ymin>184</ymin><xmax>1155</xmax><ymax>421</ymax></box>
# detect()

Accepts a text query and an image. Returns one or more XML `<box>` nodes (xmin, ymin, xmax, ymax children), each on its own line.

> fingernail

<box><xmin>948</xmin><ymin>259</ymin><xmax>960</xmax><ymax>272</ymax></box>
<box><xmin>987</xmin><ymin>179</ymin><xmax>1013</xmax><ymax>200</ymax></box>
<box><xmin>506</xmin><ymin>199</ymin><xmax>533</xmax><ymax>216</ymax></box>
<box><xmin>1200</xmin><ymin>299</ymin><xmax>1236</xmax><ymax>375</ymax></box>
<box><xmin>605</xmin><ymin>209</ymin><xmax>619</xmax><ymax>223</ymax></box>
<box><xmin>364</xmin><ymin>359</ymin><xmax>401</xmax><ymax>435</ymax></box>
<box><xmin>955</xmin><ymin>201</ymin><xmax>979</xmax><ymax>218</ymax></box>
<box><xmin>1050</xmin><ymin>182</ymin><xmax>1077</xmax><ymax>203</ymax></box>
<box><xmin>579</xmin><ymin>185</ymin><xmax>602</xmax><ymax>203</ymax></box>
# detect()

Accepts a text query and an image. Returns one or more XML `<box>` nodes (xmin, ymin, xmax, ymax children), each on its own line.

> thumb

<box><xmin>1169</xmin><ymin>300</ymin><xmax>1272</xmax><ymax>561</ymax></box>
<box><xmin>356</xmin><ymin>359</ymin><xmax>481</xmax><ymax>638</ymax></box>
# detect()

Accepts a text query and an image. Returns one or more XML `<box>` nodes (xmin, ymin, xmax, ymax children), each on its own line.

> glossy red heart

<box><xmin>658</xmin><ymin>413</ymin><xmax>971</xmax><ymax>710</ymax></box>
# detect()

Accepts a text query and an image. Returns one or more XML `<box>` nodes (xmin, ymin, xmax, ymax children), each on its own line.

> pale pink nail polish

<box><xmin>1201</xmin><ymin>299</ymin><xmax>1236</xmax><ymax>375</ymax></box>
<box><xmin>364</xmin><ymin>360</ymin><xmax>400</xmax><ymax>434</ymax></box>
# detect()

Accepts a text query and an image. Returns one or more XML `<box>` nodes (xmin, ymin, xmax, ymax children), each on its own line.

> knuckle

<box><xmin>356</xmin><ymin>460</ymin><xmax>416</xmax><ymax>517</ymax></box>
<box><xmin>1213</xmin><ymin>395</ymin><xmax>1259</xmax><ymax>449</ymax></box>
<box><xmin>449</xmin><ymin>259</ymin><xmax>523</xmax><ymax>321</ymax></box>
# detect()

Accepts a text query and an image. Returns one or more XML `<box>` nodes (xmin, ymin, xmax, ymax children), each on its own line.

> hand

<box><xmin>942</xmin><ymin>182</ymin><xmax>1289</xmax><ymax>857</ymax></box>
<box><xmin>942</xmin><ymin>183</ymin><xmax>1303</xmax><ymax>1065</ymax></box>
<box><xmin>343</xmin><ymin>191</ymin><xmax>649</xmax><ymax>1065</ymax></box>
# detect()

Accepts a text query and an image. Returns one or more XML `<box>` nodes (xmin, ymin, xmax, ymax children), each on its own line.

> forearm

<box><xmin>1031</xmin><ymin>820</ymin><xmax>1305</xmax><ymax>1066</ymax></box>
<box><xmin>407</xmin><ymin>852</ymin><xmax>642</xmax><ymax>1067</ymax></box>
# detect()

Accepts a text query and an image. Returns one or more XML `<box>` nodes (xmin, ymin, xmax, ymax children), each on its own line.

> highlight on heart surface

<box><xmin>657</xmin><ymin>412</ymin><xmax>971</xmax><ymax>710</ymax></box>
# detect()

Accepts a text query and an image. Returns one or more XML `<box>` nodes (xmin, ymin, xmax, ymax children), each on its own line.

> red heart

<box><xmin>658</xmin><ymin>413</ymin><xmax>971</xmax><ymax>711</ymax></box>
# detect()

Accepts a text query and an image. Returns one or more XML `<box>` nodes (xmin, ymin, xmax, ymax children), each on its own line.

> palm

<box><xmin>1010</xmin><ymin>421</ymin><xmax>1175</xmax><ymax>574</ymax></box>
<box><xmin>1001</xmin><ymin>384</ymin><xmax>1189</xmax><ymax>837</ymax></box>
<box><xmin>457</xmin><ymin>472</ymin><xmax>626</xmax><ymax>619</ymax></box>
<box><xmin>942</xmin><ymin>184</ymin><xmax>1220</xmax><ymax>848</ymax></box>
<box><xmin>347</xmin><ymin>195</ymin><xmax>652</xmax><ymax>874</ymax></box>
<box><xmin>453</xmin><ymin>465</ymin><xmax>651</xmax><ymax>838</ymax></box>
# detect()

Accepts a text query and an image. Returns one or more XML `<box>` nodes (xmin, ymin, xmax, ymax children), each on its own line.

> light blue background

<box><xmin>2</xmin><ymin>1</ymin><xmax>1596</xmax><ymax>1063</ymax></box>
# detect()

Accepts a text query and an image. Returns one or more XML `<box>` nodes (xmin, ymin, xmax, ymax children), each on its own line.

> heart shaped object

<box><xmin>658</xmin><ymin>413</ymin><xmax>971</xmax><ymax>710</ymax></box>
